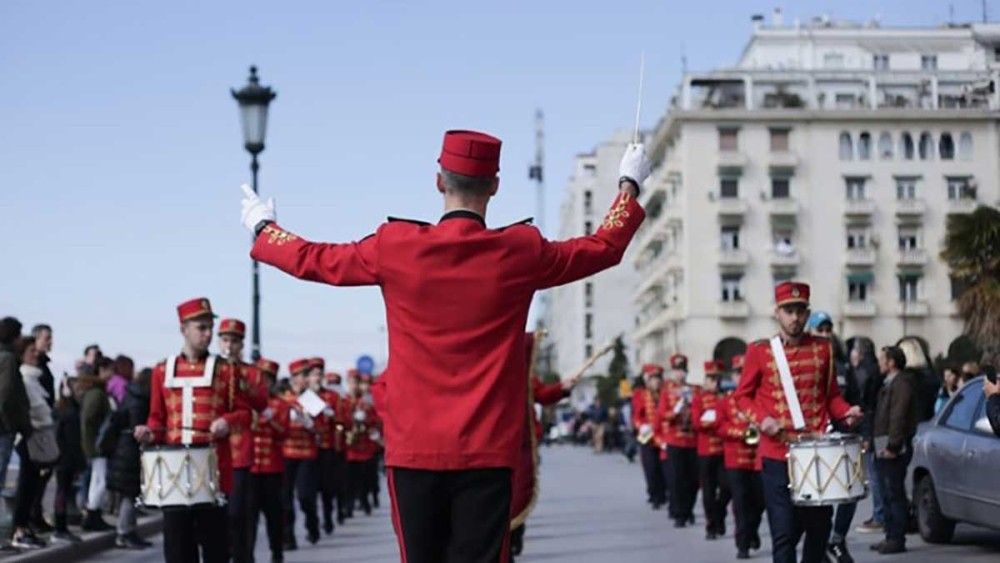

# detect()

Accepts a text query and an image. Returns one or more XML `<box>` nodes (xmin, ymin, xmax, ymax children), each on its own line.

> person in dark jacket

<box><xmin>52</xmin><ymin>376</ymin><xmax>86</xmax><ymax>542</ymax></box>
<box><xmin>79</xmin><ymin>361</ymin><xmax>113</xmax><ymax>531</ymax></box>
<box><xmin>850</xmin><ymin>337</ymin><xmax>885</xmax><ymax>536</ymax></box>
<box><xmin>28</xmin><ymin>324</ymin><xmax>56</xmax><ymax>533</ymax></box>
<box><xmin>106</xmin><ymin>368</ymin><xmax>152</xmax><ymax>549</ymax></box>
<box><xmin>0</xmin><ymin>317</ymin><xmax>32</xmax><ymax>549</ymax></box>
<box><xmin>896</xmin><ymin>337</ymin><xmax>939</xmax><ymax>423</ymax></box>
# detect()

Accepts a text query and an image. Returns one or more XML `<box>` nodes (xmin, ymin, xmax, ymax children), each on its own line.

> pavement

<box><xmin>19</xmin><ymin>445</ymin><xmax>997</xmax><ymax>562</ymax></box>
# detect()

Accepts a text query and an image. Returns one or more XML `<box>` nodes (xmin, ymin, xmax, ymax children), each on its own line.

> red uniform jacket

<box><xmin>281</xmin><ymin>391</ymin><xmax>318</xmax><ymax>461</ymax></box>
<box><xmin>229</xmin><ymin>362</ymin><xmax>269</xmax><ymax>469</ymax></box>
<box><xmin>734</xmin><ymin>335</ymin><xmax>852</xmax><ymax>461</ymax></box>
<box><xmin>531</xmin><ymin>378</ymin><xmax>565</xmax><ymax>441</ymax></box>
<box><xmin>250</xmin><ymin>191</ymin><xmax>644</xmax><ymax>470</ymax></box>
<box><xmin>656</xmin><ymin>380</ymin><xmax>697</xmax><ymax>449</ymax></box>
<box><xmin>146</xmin><ymin>354</ymin><xmax>248</xmax><ymax>495</ymax></box>
<box><xmin>315</xmin><ymin>388</ymin><xmax>345</xmax><ymax>451</ymax></box>
<box><xmin>691</xmin><ymin>389</ymin><xmax>724</xmax><ymax>457</ymax></box>
<box><xmin>251</xmin><ymin>397</ymin><xmax>290</xmax><ymax>474</ymax></box>
<box><xmin>715</xmin><ymin>394</ymin><xmax>758</xmax><ymax>471</ymax></box>
<box><xmin>343</xmin><ymin>396</ymin><xmax>380</xmax><ymax>462</ymax></box>
<box><xmin>630</xmin><ymin>387</ymin><xmax>662</xmax><ymax>448</ymax></box>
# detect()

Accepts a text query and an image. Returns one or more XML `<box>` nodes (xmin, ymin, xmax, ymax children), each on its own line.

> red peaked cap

<box><xmin>308</xmin><ymin>357</ymin><xmax>325</xmax><ymax>371</ymax></box>
<box><xmin>218</xmin><ymin>318</ymin><xmax>246</xmax><ymax>338</ymax></box>
<box><xmin>669</xmin><ymin>354</ymin><xmax>688</xmax><ymax>371</ymax></box>
<box><xmin>641</xmin><ymin>363</ymin><xmax>664</xmax><ymax>377</ymax></box>
<box><xmin>703</xmin><ymin>360</ymin><xmax>725</xmax><ymax>376</ymax></box>
<box><xmin>325</xmin><ymin>372</ymin><xmax>342</xmax><ymax>385</ymax></box>
<box><xmin>438</xmin><ymin>130</ymin><xmax>502</xmax><ymax>177</ymax></box>
<box><xmin>775</xmin><ymin>281</ymin><xmax>810</xmax><ymax>307</ymax></box>
<box><xmin>289</xmin><ymin>358</ymin><xmax>311</xmax><ymax>376</ymax></box>
<box><xmin>256</xmin><ymin>358</ymin><xmax>280</xmax><ymax>377</ymax></box>
<box><xmin>177</xmin><ymin>297</ymin><xmax>215</xmax><ymax>323</ymax></box>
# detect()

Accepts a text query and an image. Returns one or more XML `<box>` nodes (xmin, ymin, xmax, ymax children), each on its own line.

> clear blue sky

<box><xmin>0</xmin><ymin>0</ymin><xmax>974</xmax><ymax>375</ymax></box>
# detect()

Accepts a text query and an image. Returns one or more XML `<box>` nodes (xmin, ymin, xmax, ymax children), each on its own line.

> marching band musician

<box><xmin>734</xmin><ymin>282</ymin><xmax>862</xmax><ymax>563</ymax></box>
<box><xmin>133</xmin><ymin>298</ymin><xmax>250</xmax><ymax>563</ymax></box>
<box><xmin>281</xmin><ymin>358</ymin><xmax>321</xmax><ymax>549</ymax></box>
<box><xmin>342</xmin><ymin>371</ymin><xmax>380</xmax><ymax>517</ymax></box>
<box><xmin>716</xmin><ymin>353</ymin><xmax>764</xmax><ymax>560</ymax></box>
<box><xmin>631</xmin><ymin>363</ymin><xmax>667</xmax><ymax>510</ymax></box>
<box><xmin>358</xmin><ymin>373</ymin><xmax>382</xmax><ymax>509</ymax></box>
<box><xmin>306</xmin><ymin>358</ymin><xmax>344</xmax><ymax>535</ymax></box>
<box><xmin>248</xmin><ymin>358</ymin><xmax>290</xmax><ymax>563</ymax></box>
<box><xmin>324</xmin><ymin>371</ymin><xmax>351</xmax><ymax>524</ymax></box>
<box><xmin>690</xmin><ymin>360</ymin><xmax>731</xmax><ymax>541</ymax></box>
<box><xmin>657</xmin><ymin>353</ymin><xmax>699</xmax><ymax>528</ymax></box>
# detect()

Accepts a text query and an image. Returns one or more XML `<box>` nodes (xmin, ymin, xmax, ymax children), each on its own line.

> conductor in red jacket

<box><xmin>239</xmin><ymin>129</ymin><xmax>650</xmax><ymax>562</ymax></box>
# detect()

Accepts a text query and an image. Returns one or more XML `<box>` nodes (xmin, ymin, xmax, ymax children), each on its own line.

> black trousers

<box><xmin>659</xmin><ymin>453</ymin><xmax>673</xmax><ymax>505</ymax></box>
<box><xmin>249</xmin><ymin>472</ymin><xmax>284</xmax><ymax>559</ymax></box>
<box><xmin>667</xmin><ymin>446</ymin><xmax>699</xmax><ymax>522</ymax></box>
<box><xmin>638</xmin><ymin>443</ymin><xmax>666</xmax><ymax>505</ymax></box>
<box><xmin>698</xmin><ymin>455</ymin><xmax>730</xmax><ymax>533</ymax></box>
<box><xmin>162</xmin><ymin>504</ymin><xmax>230</xmax><ymax>563</ymax></box>
<box><xmin>229</xmin><ymin>468</ymin><xmax>253</xmax><ymax>563</ymax></box>
<box><xmin>317</xmin><ymin>448</ymin><xmax>340</xmax><ymax>527</ymax></box>
<box><xmin>388</xmin><ymin>467</ymin><xmax>511</xmax><ymax>563</ymax></box>
<box><xmin>283</xmin><ymin>458</ymin><xmax>318</xmax><ymax>541</ymax></box>
<box><xmin>347</xmin><ymin>458</ymin><xmax>379</xmax><ymax>513</ymax></box>
<box><xmin>761</xmin><ymin>458</ymin><xmax>832</xmax><ymax>563</ymax></box>
<box><xmin>331</xmin><ymin>450</ymin><xmax>349</xmax><ymax>519</ymax></box>
<box><xmin>727</xmin><ymin>468</ymin><xmax>765</xmax><ymax>552</ymax></box>
<box><xmin>877</xmin><ymin>452</ymin><xmax>912</xmax><ymax>544</ymax></box>
<box><xmin>13</xmin><ymin>441</ymin><xmax>42</xmax><ymax>528</ymax></box>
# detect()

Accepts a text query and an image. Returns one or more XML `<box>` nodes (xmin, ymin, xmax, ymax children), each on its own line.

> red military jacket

<box><xmin>691</xmin><ymin>389</ymin><xmax>724</xmax><ymax>457</ymax></box>
<box><xmin>656</xmin><ymin>380</ymin><xmax>697</xmax><ymax>449</ymax></box>
<box><xmin>630</xmin><ymin>387</ymin><xmax>662</xmax><ymax>448</ymax></box>
<box><xmin>714</xmin><ymin>393</ymin><xmax>758</xmax><ymax>471</ymax></box>
<box><xmin>146</xmin><ymin>353</ymin><xmax>248</xmax><ymax>494</ymax></box>
<box><xmin>315</xmin><ymin>388</ymin><xmax>346</xmax><ymax>451</ymax></box>
<box><xmin>531</xmin><ymin>377</ymin><xmax>566</xmax><ymax>441</ymax></box>
<box><xmin>250</xmin><ymin>191</ymin><xmax>645</xmax><ymax>470</ymax></box>
<box><xmin>251</xmin><ymin>396</ymin><xmax>290</xmax><ymax>474</ymax></box>
<box><xmin>281</xmin><ymin>391</ymin><xmax>318</xmax><ymax>460</ymax></box>
<box><xmin>734</xmin><ymin>334</ymin><xmax>852</xmax><ymax>461</ymax></box>
<box><xmin>228</xmin><ymin>361</ymin><xmax>269</xmax><ymax>469</ymax></box>
<box><xmin>343</xmin><ymin>395</ymin><xmax>380</xmax><ymax>462</ymax></box>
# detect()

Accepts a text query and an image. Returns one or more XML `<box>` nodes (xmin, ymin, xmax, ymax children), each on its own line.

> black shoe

<box><xmin>284</xmin><ymin>537</ymin><xmax>298</xmax><ymax>551</ymax></box>
<box><xmin>323</xmin><ymin>520</ymin><xmax>334</xmax><ymax>536</ymax></box>
<box><xmin>688</xmin><ymin>515</ymin><xmax>695</xmax><ymax>525</ymax></box>
<box><xmin>12</xmin><ymin>529</ymin><xmax>46</xmax><ymax>549</ymax></box>
<box><xmin>827</xmin><ymin>539</ymin><xmax>854</xmax><ymax>563</ymax></box>
<box><xmin>716</xmin><ymin>524</ymin><xmax>726</xmax><ymax>537</ymax></box>
<box><xmin>362</xmin><ymin>502</ymin><xmax>372</xmax><ymax>516</ymax></box>
<box><xmin>705</xmin><ymin>531</ymin><xmax>718</xmax><ymax>540</ymax></box>
<box><xmin>307</xmin><ymin>528</ymin><xmax>320</xmax><ymax>544</ymax></box>
<box><xmin>869</xmin><ymin>541</ymin><xmax>885</xmax><ymax>551</ymax></box>
<box><xmin>127</xmin><ymin>532</ymin><xmax>152</xmax><ymax>548</ymax></box>
<box><xmin>878</xmin><ymin>540</ymin><xmax>906</xmax><ymax>554</ymax></box>
<box><xmin>651</xmin><ymin>502</ymin><xmax>662</xmax><ymax>511</ymax></box>
<box><xmin>750</xmin><ymin>534</ymin><xmax>761</xmax><ymax>550</ymax></box>
<box><xmin>510</xmin><ymin>528</ymin><xmax>524</xmax><ymax>556</ymax></box>
<box><xmin>372</xmin><ymin>495</ymin><xmax>380</xmax><ymax>508</ymax></box>
<box><xmin>271</xmin><ymin>554</ymin><xmax>284</xmax><ymax>563</ymax></box>
<box><xmin>81</xmin><ymin>510</ymin><xmax>113</xmax><ymax>532</ymax></box>
<box><xmin>52</xmin><ymin>529</ymin><xmax>83</xmax><ymax>543</ymax></box>
<box><xmin>673</xmin><ymin>519</ymin><xmax>686</xmax><ymax>528</ymax></box>
<box><xmin>115</xmin><ymin>534</ymin><xmax>147</xmax><ymax>549</ymax></box>
<box><xmin>30</xmin><ymin>519</ymin><xmax>54</xmax><ymax>534</ymax></box>
<box><xmin>337</xmin><ymin>513</ymin><xmax>346</xmax><ymax>525</ymax></box>
<box><xmin>736</xmin><ymin>549</ymin><xmax>750</xmax><ymax>560</ymax></box>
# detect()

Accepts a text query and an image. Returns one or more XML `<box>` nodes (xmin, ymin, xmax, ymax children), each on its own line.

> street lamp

<box><xmin>231</xmin><ymin>65</ymin><xmax>276</xmax><ymax>361</ymax></box>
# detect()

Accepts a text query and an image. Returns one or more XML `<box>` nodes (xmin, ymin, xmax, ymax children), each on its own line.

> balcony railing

<box><xmin>844</xmin><ymin>199</ymin><xmax>876</xmax><ymax>217</ymax></box>
<box><xmin>717</xmin><ymin>300</ymin><xmax>749</xmax><ymax>319</ymax></box>
<box><xmin>895</xmin><ymin>198</ymin><xmax>926</xmax><ymax>218</ymax></box>
<box><xmin>843</xmin><ymin>301</ymin><xmax>877</xmax><ymax>318</ymax></box>
<box><xmin>769</xmin><ymin>250</ymin><xmax>800</xmax><ymax>267</ymax></box>
<box><xmin>946</xmin><ymin>198</ymin><xmax>978</xmax><ymax>215</ymax></box>
<box><xmin>716</xmin><ymin>197</ymin><xmax>748</xmax><ymax>218</ymax></box>
<box><xmin>718</xmin><ymin>248</ymin><xmax>750</xmax><ymax>269</ymax></box>
<box><xmin>845</xmin><ymin>248</ymin><xmax>876</xmax><ymax>267</ymax></box>
<box><xmin>717</xmin><ymin>151</ymin><xmax>748</xmax><ymax>174</ymax></box>
<box><xmin>768</xmin><ymin>151</ymin><xmax>799</xmax><ymax>174</ymax></box>
<box><xmin>896</xmin><ymin>301</ymin><xmax>929</xmax><ymax>317</ymax></box>
<box><xmin>766</xmin><ymin>197</ymin><xmax>799</xmax><ymax>220</ymax></box>
<box><xmin>897</xmin><ymin>248</ymin><xmax>927</xmax><ymax>267</ymax></box>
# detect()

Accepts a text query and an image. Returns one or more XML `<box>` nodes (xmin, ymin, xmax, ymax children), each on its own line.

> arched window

<box><xmin>958</xmin><ymin>132</ymin><xmax>973</xmax><ymax>160</ymax></box>
<box><xmin>838</xmin><ymin>132</ymin><xmax>853</xmax><ymax>161</ymax></box>
<box><xmin>858</xmin><ymin>131</ymin><xmax>872</xmax><ymax>160</ymax></box>
<box><xmin>939</xmin><ymin>132</ymin><xmax>955</xmax><ymax>160</ymax></box>
<box><xmin>900</xmin><ymin>132</ymin><xmax>914</xmax><ymax>160</ymax></box>
<box><xmin>918</xmin><ymin>131</ymin><xmax>933</xmax><ymax>160</ymax></box>
<box><xmin>878</xmin><ymin>132</ymin><xmax>893</xmax><ymax>159</ymax></box>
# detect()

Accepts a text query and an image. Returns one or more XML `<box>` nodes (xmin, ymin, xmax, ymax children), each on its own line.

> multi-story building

<box><xmin>633</xmin><ymin>13</ymin><xmax>1000</xmax><ymax>382</ymax></box>
<box><xmin>547</xmin><ymin>130</ymin><xmax>639</xmax><ymax>385</ymax></box>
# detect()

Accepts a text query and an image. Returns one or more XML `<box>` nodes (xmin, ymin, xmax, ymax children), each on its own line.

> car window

<box><xmin>971</xmin><ymin>389</ymin><xmax>997</xmax><ymax>437</ymax></box>
<box><xmin>942</xmin><ymin>379</ymin><xmax>984</xmax><ymax>432</ymax></box>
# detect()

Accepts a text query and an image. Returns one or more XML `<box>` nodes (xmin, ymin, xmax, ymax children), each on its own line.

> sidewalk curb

<box><xmin>7</xmin><ymin>515</ymin><xmax>163</xmax><ymax>563</ymax></box>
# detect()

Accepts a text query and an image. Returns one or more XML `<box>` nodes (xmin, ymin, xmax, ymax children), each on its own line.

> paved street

<box><xmin>89</xmin><ymin>445</ymin><xmax>1000</xmax><ymax>562</ymax></box>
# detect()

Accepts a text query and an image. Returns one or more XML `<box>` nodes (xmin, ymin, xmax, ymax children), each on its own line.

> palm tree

<box><xmin>940</xmin><ymin>205</ymin><xmax>1000</xmax><ymax>353</ymax></box>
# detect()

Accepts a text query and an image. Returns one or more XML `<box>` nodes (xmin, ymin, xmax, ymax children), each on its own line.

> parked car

<box><xmin>908</xmin><ymin>376</ymin><xmax>1000</xmax><ymax>543</ymax></box>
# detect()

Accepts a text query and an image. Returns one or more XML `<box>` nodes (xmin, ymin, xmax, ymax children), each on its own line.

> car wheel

<box><xmin>915</xmin><ymin>475</ymin><xmax>956</xmax><ymax>544</ymax></box>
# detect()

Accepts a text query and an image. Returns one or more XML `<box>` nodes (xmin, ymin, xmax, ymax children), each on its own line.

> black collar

<box><xmin>439</xmin><ymin>209</ymin><xmax>486</xmax><ymax>227</ymax></box>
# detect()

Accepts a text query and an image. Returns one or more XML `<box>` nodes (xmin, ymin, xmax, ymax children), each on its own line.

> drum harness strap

<box><xmin>769</xmin><ymin>336</ymin><xmax>806</xmax><ymax>431</ymax></box>
<box><xmin>165</xmin><ymin>355</ymin><xmax>218</xmax><ymax>445</ymax></box>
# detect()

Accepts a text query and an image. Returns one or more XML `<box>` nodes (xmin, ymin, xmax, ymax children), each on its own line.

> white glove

<box><xmin>240</xmin><ymin>183</ymin><xmax>276</xmax><ymax>233</ymax></box>
<box><xmin>638</xmin><ymin>423</ymin><xmax>651</xmax><ymax>435</ymax></box>
<box><xmin>261</xmin><ymin>407</ymin><xmax>274</xmax><ymax>421</ymax></box>
<box><xmin>618</xmin><ymin>143</ymin><xmax>651</xmax><ymax>187</ymax></box>
<box><xmin>301</xmin><ymin>414</ymin><xmax>315</xmax><ymax>430</ymax></box>
<box><xmin>700</xmin><ymin>409</ymin><xmax>717</xmax><ymax>424</ymax></box>
<box><xmin>322</xmin><ymin>407</ymin><xmax>334</xmax><ymax>417</ymax></box>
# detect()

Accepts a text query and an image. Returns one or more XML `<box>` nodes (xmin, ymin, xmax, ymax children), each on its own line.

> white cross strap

<box><xmin>769</xmin><ymin>336</ymin><xmax>806</xmax><ymax>430</ymax></box>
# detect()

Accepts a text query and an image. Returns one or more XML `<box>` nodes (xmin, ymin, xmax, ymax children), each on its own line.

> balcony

<box><xmin>769</xmin><ymin>250</ymin><xmax>800</xmax><ymax>268</ymax></box>
<box><xmin>717</xmin><ymin>300</ymin><xmax>749</xmax><ymax>319</ymax></box>
<box><xmin>895</xmin><ymin>198</ymin><xmax>926</xmax><ymax>218</ymax></box>
<box><xmin>768</xmin><ymin>151</ymin><xmax>799</xmax><ymax>174</ymax></box>
<box><xmin>946</xmin><ymin>198</ymin><xmax>978</xmax><ymax>215</ymax></box>
<box><xmin>718</xmin><ymin>248</ymin><xmax>749</xmax><ymax>269</ymax></box>
<box><xmin>896</xmin><ymin>301</ymin><xmax>930</xmax><ymax>317</ymax></box>
<box><xmin>845</xmin><ymin>247</ymin><xmax>876</xmax><ymax>267</ymax></box>
<box><xmin>844</xmin><ymin>199</ymin><xmax>876</xmax><ymax>217</ymax></box>
<box><xmin>716</xmin><ymin>197</ymin><xmax>748</xmax><ymax>220</ymax></box>
<box><xmin>717</xmin><ymin>151</ymin><xmax>748</xmax><ymax>174</ymax></box>
<box><xmin>897</xmin><ymin>248</ymin><xmax>928</xmax><ymax>267</ymax></box>
<box><xmin>765</xmin><ymin>197</ymin><xmax>799</xmax><ymax>220</ymax></box>
<box><xmin>843</xmin><ymin>301</ymin><xmax>877</xmax><ymax>318</ymax></box>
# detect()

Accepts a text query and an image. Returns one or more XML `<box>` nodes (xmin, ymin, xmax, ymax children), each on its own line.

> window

<box><xmin>720</xmin><ymin>226</ymin><xmax>740</xmax><ymax>250</ymax></box>
<box><xmin>838</xmin><ymin>132</ymin><xmax>853</xmax><ymax>160</ymax></box>
<box><xmin>918</xmin><ymin>131</ymin><xmax>933</xmax><ymax>160</ymax></box>
<box><xmin>939</xmin><ymin>132</ymin><xmax>955</xmax><ymax>160</ymax></box>
<box><xmin>585</xmin><ymin>282</ymin><xmax>594</xmax><ymax>307</ymax></box>
<box><xmin>877</xmin><ymin>132</ymin><xmax>893</xmax><ymax>159</ymax></box>
<box><xmin>585</xmin><ymin>313</ymin><xmax>593</xmax><ymax>339</ymax></box>
<box><xmin>845</xmin><ymin>177</ymin><xmax>867</xmax><ymax>200</ymax></box>
<box><xmin>946</xmin><ymin>176</ymin><xmax>976</xmax><ymax>200</ymax></box>
<box><xmin>583</xmin><ymin>190</ymin><xmax>593</xmax><ymax>215</ymax></box>
<box><xmin>898</xmin><ymin>226</ymin><xmax>920</xmax><ymax>250</ymax></box>
<box><xmin>720</xmin><ymin>178</ymin><xmax>739</xmax><ymax>198</ymax></box>
<box><xmin>950</xmin><ymin>276</ymin><xmax>971</xmax><ymax>301</ymax></box>
<box><xmin>858</xmin><ymin>132</ymin><xmax>872</xmax><ymax>160</ymax></box>
<box><xmin>721</xmin><ymin>274</ymin><xmax>743</xmax><ymax>302</ymax></box>
<box><xmin>771</xmin><ymin>177</ymin><xmax>790</xmax><ymax>199</ymax></box>
<box><xmin>770</xmin><ymin>128</ymin><xmax>790</xmax><ymax>151</ymax></box>
<box><xmin>847</xmin><ymin>272</ymin><xmax>873</xmax><ymax>301</ymax></box>
<box><xmin>895</xmin><ymin>177</ymin><xmax>917</xmax><ymax>200</ymax></box>
<box><xmin>846</xmin><ymin>227</ymin><xmax>868</xmax><ymax>249</ymax></box>
<box><xmin>719</xmin><ymin>128</ymin><xmax>739</xmax><ymax>151</ymax></box>
<box><xmin>582</xmin><ymin>163</ymin><xmax>597</xmax><ymax>177</ymax></box>
<box><xmin>959</xmin><ymin>132</ymin><xmax>973</xmax><ymax>160</ymax></box>
<box><xmin>824</xmin><ymin>53</ymin><xmax>845</xmax><ymax>69</ymax></box>
<box><xmin>921</xmin><ymin>55</ymin><xmax>938</xmax><ymax>71</ymax></box>
<box><xmin>585</xmin><ymin>344</ymin><xmax>593</xmax><ymax>358</ymax></box>
<box><xmin>942</xmin><ymin>381</ymin><xmax>984</xmax><ymax>432</ymax></box>
<box><xmin>835</xmin><ymin>93</ymin><xmax>857</xmax><ymax>109</ymax></box>
<box><xmin>773</xmin><ymin>228</ymin><xmax>795</xmax><ymax>255</ymax></box>
<box><xmin>584</xmin><ymin>221</ymin><xmax>593</xmax><ymax>235</ymax></box>
<box><xmin>773</xmin><ymin>270</ymin><xmax>795</xmax><ymax>285</ymax></box>
<box><xmin>901</xmin><ymin>132</ymin><xmax>915</xmax><ymax>160</ymax></box>
<box><xmin>873</xmin><ymin>53</ymin><xmax>889</xmax><ymax>70</ymax></box>
<box><xmin>898</xmin><ymin>274</ymin><xmax>921</xmax><ymax>302</ymax></box>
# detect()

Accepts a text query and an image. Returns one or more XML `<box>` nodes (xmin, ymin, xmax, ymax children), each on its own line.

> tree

<box><xmin>940</xmin><ymin>205</ymin><xmax>1000</xmax><ymax>354</ymax></box>
<box><xmin>595</xmin><ymin>336</ymin><xmax>630</xmax><ymax>406</ymax></box>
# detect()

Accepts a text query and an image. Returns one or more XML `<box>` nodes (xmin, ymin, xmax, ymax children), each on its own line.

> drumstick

<box><xmin>632</xmin><ymin>51</ymin><xmax>645</xmax><ymax>144</ymax></box>
<box><xmin>566</xmin><ymin>342</ymin><xmax>615</xmax><ymax>382</ymax></box>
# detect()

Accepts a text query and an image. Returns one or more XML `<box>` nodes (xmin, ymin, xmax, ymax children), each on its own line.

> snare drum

<box><xmin>786</xmin><ymin>433</ymin><xmax>867</xmax><ymax>506</ymax></box>
<box><xmin>140</xmin><ymin>444</ymin><xmax>222</xmax><ymax>507</ymax></box>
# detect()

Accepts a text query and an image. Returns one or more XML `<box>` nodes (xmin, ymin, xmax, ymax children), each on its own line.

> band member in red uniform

<box><xmin>658</xmin><ymin>353</ymin><xmax>699</xmax><ymax>528</ymax></box>
<box><xmin>716</xmin><ymin>353</ymin><xmax>763</xmax><ymax>560</ymax></box>
<box><xmin>218</xmin><ymin>318</ymin><xmax>268</xmax><ymax>563</ymax></box>
<box><xmin>306</xmin><ymin>357</ymin><xmax>341</xmax><ymax>535</ymax></box>
<box><xmin>343</xmin><ymin>371</ymin><xmax>380</xmax><ymax>517</ymax></box>
<box><xmin>248</xmin><ymin>358</ymin><xmax>289</xmax><ymax>563</ymax></box>
<box><xmin>631</xmin><ymin>363</ymin><xmax>667</xmax><ymax>510</ymax></box>
<box><xmin>691</xmin><ymin>360</ymin><xmax>731</xmax><ymax>540</ymax></box>
<box><xmin>240</xmin><ymin>129</ymin><xmax>649</xmax><ymax>562</ymax></box>
<box><xmin>324</xmin><ymin>371</ymin><xmax>351</xmax><ymax>524</ymax></box>
<box><xmin>734</xmin><ymin>282</ymin><xmax>862</xmax><ymax>563</ymax></box>
<box><xmin>133</xmin><ymin>298</ymin><xmax>249</xmax><ymax>563</ymax></box>
<box><xmin>281</xmin><ymin>358</ymin><xmax>320</xmax><ymax>549</ymax></box>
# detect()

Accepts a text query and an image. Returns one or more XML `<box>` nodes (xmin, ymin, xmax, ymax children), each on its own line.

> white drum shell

<box><xmin>787</xmin><ymin>434</ymin><xmax>867</xmax><ymax>506</ymax></box>
<box><xmin>141</xmin><ymin>445</ymin><xmax>221</xmax><ymax>507</ymax></box>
